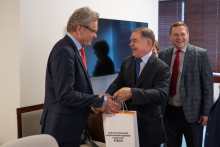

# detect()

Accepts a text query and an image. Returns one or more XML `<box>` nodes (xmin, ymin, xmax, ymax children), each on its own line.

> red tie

<box><xmin>80</xmin><ymin>48</ymin><xmax>87</xmax><ymax>71</ymax></box>
<box><xmin>169</xmin><ymin>50</ymin><xmax>181</xmax><ymax>97</ymax></box>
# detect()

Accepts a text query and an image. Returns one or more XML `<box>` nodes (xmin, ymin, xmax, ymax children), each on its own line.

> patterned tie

<box><xmin>80</xmin><ymin>48</ymin><xmax>87</xmax><ymax>71</ymax></box>
<box><xmin>169</xmin><ymin>50</ymin><xmax>181</xmax><ymax>97</ymax></box>
<box><xmin>136</xmin><ymin>58</ymin><xmax>142</xmax><ymax>81</ymax></box>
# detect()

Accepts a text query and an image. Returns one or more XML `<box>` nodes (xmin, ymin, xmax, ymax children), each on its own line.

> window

<box><xmin>159</xmin><ymin>0</ymin><xmax>220</xmax><ymax>73</ymax></box>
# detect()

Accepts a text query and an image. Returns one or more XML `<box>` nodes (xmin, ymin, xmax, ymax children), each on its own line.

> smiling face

<box><xmin>79</xmin><ymin>21</ymin><xmax>98</xmax><ymax>47</ymax></box>
<box><xmin>169</xmin><ymin>25</ymin><xmax>189</xmax><ymax>50</ymax></box>
<box><xmin>129</xmin><ymin>31</ymin><xmax>151</xmax><ymax>59</ymax></box>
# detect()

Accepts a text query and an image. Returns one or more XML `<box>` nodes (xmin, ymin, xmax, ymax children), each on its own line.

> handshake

<box><xmin>90</xmin><ymin>87</ymin><xmax>132</xmax><ymax>116</ymax></box>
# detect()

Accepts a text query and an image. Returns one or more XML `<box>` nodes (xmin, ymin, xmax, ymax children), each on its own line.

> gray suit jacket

<box><xmin>158</xmin><ymin>44</ymin><xmax>213</xmax><ymax>123</ymax></box>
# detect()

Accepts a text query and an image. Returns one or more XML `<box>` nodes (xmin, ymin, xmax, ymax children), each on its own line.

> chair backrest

<box><xmin>17</xmin><ymin>104</ymin><xmax>44</xmax><ymax>138</ymax></box>
<box><xmin>1</xmin><ymin>134</ymin><xmax>58</xmax><ymax>147</ymax></box>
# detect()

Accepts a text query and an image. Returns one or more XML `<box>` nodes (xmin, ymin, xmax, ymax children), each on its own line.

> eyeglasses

<box><xmin>81</xmin><ymin>25</ymin><xmax>97</xmax><ymax>34</ymax></box>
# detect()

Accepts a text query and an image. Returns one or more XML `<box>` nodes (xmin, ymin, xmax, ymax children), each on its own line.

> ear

<box><xmin>147</xmin><ymin>39</ymin><xmax>152</xmax><ymax>47</ymax></box>
<box><xmin>75</xmin><ymin>25</ymin><xmax>82</xmax><ymax>34</ymax></box>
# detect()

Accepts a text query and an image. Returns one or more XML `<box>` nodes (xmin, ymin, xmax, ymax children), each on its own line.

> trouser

<box><xmin>164</xmin><ymin>104</ymin><xmax>203</xmax><ymax>147</ymax></box>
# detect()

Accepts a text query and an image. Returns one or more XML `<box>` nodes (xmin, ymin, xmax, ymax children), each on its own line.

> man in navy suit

<box><xmin>105</xmin><ymin>27</ymin><xmax>170</xmax><ymax>147</ymax></box>
<box><xmin>205</xmin><ymin>86</ymin><xmax>220</xmax><ymax>147</ymax></box>
<box><xmin>40</xmin><ymin>6</ymin><xmax>121</xmax><ymax>147</ymax></box>
<box><xmin>158</xmin><ymin>22</ymin><xmax>213</xmax><ymax>147</ymax></box>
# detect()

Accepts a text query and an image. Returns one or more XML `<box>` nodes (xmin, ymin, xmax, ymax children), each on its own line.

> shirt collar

<box><xmin>173</xmin><ymin>44</ymin><xmax>187</xmax><ymax>55</ymax></box>
<box><xmin>67</xmin><ymin>32</ymin><xmax>82</xmax><ymax>51</ymax></box>
<box><xmin>137</xmin><ymin>51</ymin><xmax>152</xmax><ymax>64</ymax></box>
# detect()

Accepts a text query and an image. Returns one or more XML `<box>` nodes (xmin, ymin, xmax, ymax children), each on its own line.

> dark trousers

<box><xmin>58</xmin><ymin>140</ymin><xmax>81</xmax><ymax>147</ymax></box>
<box><xmin>164</xmin><ymin>104</ymin><xmax>203</xmax><ymax>147</ymax></box>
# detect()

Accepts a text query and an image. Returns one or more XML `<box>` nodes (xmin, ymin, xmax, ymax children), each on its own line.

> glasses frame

<box><xmin>81</xmin><ymin>25</ymin><xmax>97</xmax><ymax>34</ymax></box>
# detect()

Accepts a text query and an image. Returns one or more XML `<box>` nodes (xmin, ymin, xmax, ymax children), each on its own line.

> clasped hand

<box><xmin>97</xmin><ymin>93</ymin><xmax>121</xmax><ymax>114</ymax></box>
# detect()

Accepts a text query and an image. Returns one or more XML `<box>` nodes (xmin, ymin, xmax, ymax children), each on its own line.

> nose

<box><xmin>129</xmin><ymin>42</ymin><xmax>132</xmax><ymax>47</ymax></box>
<box><xmin>177</xmin><ymin>34</ymin><xmax>181</xmax><ymax>39</ymax></box>
<box><xmin>94</xmin><ymin>33</ymin><xmax>97</xmax><ymax>38</ymax></box>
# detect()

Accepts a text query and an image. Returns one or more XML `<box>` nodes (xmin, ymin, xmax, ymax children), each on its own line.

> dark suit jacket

<box><xmin>205</xmin><ymin>97</ymin><xmax>220</xmax><ymax>147</ymax></box>
<box><xmin>106</xmin><ymin>54</ymin><xmax>170</xmax><ymax>146</ymax></box>
<box><xmin>40</xmin><ymin>35</ymin><xmax>104</xmax><ymax>144</ymax></box>
<box><xmin>158</xmin><ymin>44</ymin><xmax>213</xmax><ymax>123</ymax></box>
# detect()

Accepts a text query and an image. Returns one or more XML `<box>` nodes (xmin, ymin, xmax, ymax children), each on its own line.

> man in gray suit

<box><xmin>158</xmin><ymin>22</ymin><xmax>213</xmax><ymax>147</ymax></box>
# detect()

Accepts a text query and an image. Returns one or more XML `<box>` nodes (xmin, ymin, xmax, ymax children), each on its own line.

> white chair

<box><xmin>1</xmin><ymin>134</ymin><xmax>58</xmax><ymax>147</ymax></box>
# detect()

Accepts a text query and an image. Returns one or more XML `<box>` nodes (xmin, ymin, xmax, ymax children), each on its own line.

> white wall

<box><xmin>20</xmin><ymin>0</ymin><xmax>159</xmax><ymax>107</ymax></box>
<box><xmin>0</xmin><ymin>0</ymin><xmax>20</xmax><ymax>144</ymax></box>
<box><xmin>0</xmin><ymin>0</ymin><xmax>159</xmax><ymax>144</ymax></box>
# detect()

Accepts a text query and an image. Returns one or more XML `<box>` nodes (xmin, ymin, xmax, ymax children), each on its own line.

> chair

<box><xmin>17</xmin><ymin>104</ymin><xmax>44</xmax><ymax>138</ymax></box>
<box><xmin>16</xmin><ymin>104</ymin><xmax>106</xmax><ymax>146</ymax></box>
<box><xmin>1</xmin><ymin>134</ymin><xmax>58</xmax><ymax>147</ymax></box>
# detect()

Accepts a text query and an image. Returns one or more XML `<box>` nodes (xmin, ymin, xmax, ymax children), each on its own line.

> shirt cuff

<box><xmin>103</xmin><ymin>96</ymin><xmax>107</xmax><ymax>106</ymax></box>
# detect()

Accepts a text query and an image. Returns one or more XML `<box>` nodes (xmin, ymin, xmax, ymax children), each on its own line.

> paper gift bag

<box><xmin>102</xmin><ymin>111</ymin><xmax>139</xmax><ymax>147</ymax></box>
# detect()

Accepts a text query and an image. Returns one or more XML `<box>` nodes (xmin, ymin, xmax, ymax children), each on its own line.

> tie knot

<box><xmin>80</xmin><ymin>48</ymin><xmax>84</xmax><ymax>52</ymax></box>
<box><xmin>136</xmin><ymin>58</ymin><xmax>142</xmax><ymax>64</ymax></box>
<box><xmin>176</xmin><ymin>50</ymin><xmax>181</xmax><ymax>55</ymax></box>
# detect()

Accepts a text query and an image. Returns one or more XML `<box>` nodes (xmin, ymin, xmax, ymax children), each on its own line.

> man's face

<box><xmin>169</xmin><ymin>25</ymin><xmax>189</xmax><ymax>50</ymax></box>
<box><xmin>129</xmin><ymin>31</ymin><xmax>149</xmax><ymax>59</ymax></box>
<box><xmin>79</xmin><ymin>21</ymin><xmax>98</xmax><ymax>47</ymax></box>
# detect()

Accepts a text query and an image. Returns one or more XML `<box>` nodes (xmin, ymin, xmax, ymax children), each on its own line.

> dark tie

<box><xmin>169</xmin><ymin>50</ymin><xmax>181</xmax><ymax>97</ymax></box>
<box><xmin>80</xmin><ymin>48</ymin><xmax>87</xmax><ymax>71</ymax></box>
<box><xmin>136</xmin><ymin>58</ymin><xmax>142</xmax><ymax>81</ymax></box>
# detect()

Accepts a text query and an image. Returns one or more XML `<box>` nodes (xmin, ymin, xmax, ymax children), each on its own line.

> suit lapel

<box><xmin>135</xmin><ymin>55</ymin><xmax>155</xmax><ymax>87</ymax></box>
<box><xmin>165</xmin><ymin>47</ymin><xmax>174</xmax><ymax>67</ymax></box>
<box><xmin>130</xmin><ymin>58</ymin><xmax>136</xmax><ymax>87</ymax></box>
<box><xmin>64</xmin><ymin>35</ymin><xmax>93</xmax><ymax>90</ymax></box>
<box><xmin>182</xmin><ymin>44</ymin><xmax>194</xmax><ymax>75</ymax></box>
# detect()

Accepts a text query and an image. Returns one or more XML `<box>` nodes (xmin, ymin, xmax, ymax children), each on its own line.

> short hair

<box><xmin>154</xmin><ymin>40</ymin><xmax>160</xmax><ymax>52</ymax></box>
<box><xmin>93</xmin><ymin>40</ymin><xmax>109</xmax><ymax>56</ymax></box>
<box><xmin>67</xmin><ymin>6</ymin><xmax>99</xmax><ymax>32</ymax></box>
<box><xmin>132</xmin><ymin>27</ymin><xmax>155</xmax><ymax>47</ymax></box>
<box><xmin>169</xmin><ymin>21</ymin><xmax>189</xmax><ymax>35</ymax></box>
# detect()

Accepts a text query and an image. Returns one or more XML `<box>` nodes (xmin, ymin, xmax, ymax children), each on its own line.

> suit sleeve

<box><xmin>131</xmin><ymin>65</ymin><xmax>170</xmax><ymax>105</ymax></box>
<box><xmin>50</xmin><ymin>47</ymin><xmax>103</xmax><ymax>108</ymax></box>
<box><xmin>106</xmin><ymin>61</ymin><xmax>125</xmax><ymax>95</ymax></box>
<box><xmin>201</xmin><ymin>50</ymin><xmax>213</xmax><ymax>116</ymax></box>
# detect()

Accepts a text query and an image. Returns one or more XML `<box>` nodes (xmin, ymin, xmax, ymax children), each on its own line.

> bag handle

<box><xmin>122</xmin><ymin>102</ymin><xmax>128</xmax><ymax>114</ymax></box>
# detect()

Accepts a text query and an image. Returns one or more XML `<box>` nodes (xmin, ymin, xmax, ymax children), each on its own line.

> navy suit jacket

<box><xmin>40</xmin><ymin>35</ymin><xmax>104</xmax><ymax>144</ymax></box>
<box><xmin>205</xmin><ymin>97</ymin><xmax>220</xmax><ymax>147</ymax></box>
<box><xmin>106</xmin><ymin>54</ymin><xmax>170</xmax><ymax>146</ymax></box>
<box><xmin>158</xmin><ymin>44</ymin><xmax>213</xmax><ymax>123</ymax></box>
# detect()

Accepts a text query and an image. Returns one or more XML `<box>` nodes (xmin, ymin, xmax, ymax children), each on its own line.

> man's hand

<box><xmin>95</xmin><ymin>104</ymin><xmax>106</xmax><ymax>113</ymax></box>
<box><xmin>198</xmin><ymin>115</ymin><xmax>208</xmax><ymax>126</ymax></box>
<box><xmin>105</xmin><ymin>95</ymin><xmax>121</xmax><ymax>114</ymax></box>
<box><xmin>98</xmin><ymin>93</ymin><xmax>107</xmax><ymax>98</ymax></box>
<box><xmin>114</xmin><ymin>87</ymin><xmax>132</xmax><ymax>102</ymax></box>
<box><xmin>89</xmin><ymin>107</ymin><xmax>99</xmax><ymax>117</ymax></box>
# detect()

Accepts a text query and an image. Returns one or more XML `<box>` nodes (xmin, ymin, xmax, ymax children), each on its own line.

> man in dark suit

<box><xmin>40</xmin><ymin>6</ymin><xmax>121</xmax><ymax>147</ymax></box>
<box><xmin>105</xmin><ymin>27</ymin><xmax>170</xmax><ymax>147</ymax></box>
<box><xmin>158</xmin><ymin>22</ymin><xmax>213</xmax><ymax>147</ymax></box>
<box><xmin>205</xmin><ymin>86</ymin><xmax>220</xmax><ymax>147</ymax></box>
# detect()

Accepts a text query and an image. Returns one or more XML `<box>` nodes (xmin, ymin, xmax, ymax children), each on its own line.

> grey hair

<box><xmin>132</xmin><ymin>27</ymin><xmax>155</xmax><ymax>47</ymax></box>
<box><xmin>67</xmin><ymin>6</ymin><xmax>99</xmax><ymax>32</ymax></box>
